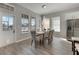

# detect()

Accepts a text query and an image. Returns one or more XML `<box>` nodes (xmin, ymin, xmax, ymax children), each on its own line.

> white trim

<box><xmin>3</xmin><ymin>3</ymin><xmax>15</xmax><ymax>8</ymax></box>
<box><xmin>15</xmin><ymin>36</ymin><xmax>31</xmax><ymax>43</ymax></box>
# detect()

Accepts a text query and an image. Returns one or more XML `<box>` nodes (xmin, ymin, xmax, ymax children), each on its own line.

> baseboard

<box><xmin>15</xmin><ymin>36</ymin><xmax>31</xmax><ymax>43</ymax></box>
<box><xmin>0</xmin><ymin>36</ymin><xmax>31</xmax><ymax>48</ymax></box>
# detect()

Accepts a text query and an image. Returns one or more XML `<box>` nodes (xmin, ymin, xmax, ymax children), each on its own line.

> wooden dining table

<box><xmin>72</xmin><ymin>37</ymin><xmax>79</xmax><ymax>42</ymax></box>
<box><xmin>36</xmin><ymin>31</ymin><xmax>44</xmax><ymax>36</ymax></box>
<box><xmin>71</xmin><ymin>37</ymin><xmax>79</xmax><ymax>55</ymax></box>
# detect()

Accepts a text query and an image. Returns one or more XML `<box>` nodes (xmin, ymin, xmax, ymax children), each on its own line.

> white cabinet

<box><xmin>67</xmin><ymin>19</ymin><xmax>79</xmax><ymax>40</ymax></box>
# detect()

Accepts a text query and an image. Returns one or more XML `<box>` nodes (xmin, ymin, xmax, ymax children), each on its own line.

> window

<box><xmin>0</xmin><ymin>4</ymin><xmax>14</xmax><ymax>31</ymax></box>
<box><xmin>31</xmin><ymin>17</ymin><xmax>36</xmax><ymax>30</ymax></box>
<box><xmin>51</xmin><ymin>16</ymin><xmax>60</xmax><ymax>32</ymax></box>
<box><xmin>42</xmin><ymin>17</ymin><xmax>50</xmax><ymax>30</ymax></box>
<box><xmin>21</xmin><ymin>14</ymin><xmax>29</xmax><ymax>33</ymax></box>
<box><xmin>2</xmin><ymin>16</ymin><xmax>14</xmax><ymax>31</ymax></box>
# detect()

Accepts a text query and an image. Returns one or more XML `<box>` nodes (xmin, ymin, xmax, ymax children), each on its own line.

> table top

<box><xmin>36</xmin><ymin>31</ymin><xmax>44</xmax><ymax>36</ymax></box>
<box><xmin>36</xmin><ymin>31</ymin><xmax>44</xmax><ymax>34</ymax></box>
<box><xmin>72</xmin><ymin>37</ymin><xmax>79</xmax><ymax>41</ymax></box>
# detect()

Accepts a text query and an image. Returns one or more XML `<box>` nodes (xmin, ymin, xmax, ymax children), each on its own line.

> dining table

<box><xmin>71</xmin><ymin>37</ymin><xmax>79</xmax><ymax>55</ymax></box>
<box><xmin>36</xmin><ymin>31</ymin><xmax>44</xmax><ymax>36</ymax></box>
<box><xmin>72</xmin><ymin>37</ymin><xmax>79</xmax><ymax>42</ymax></box>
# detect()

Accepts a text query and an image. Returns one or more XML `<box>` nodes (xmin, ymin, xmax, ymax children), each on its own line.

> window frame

<box><xmin>21</xmin><ymin>14</ymin><xmax>29</xmax><ymax>33</ymax></box>
<box><xmin>30</xmin><ymin>17</ymin><xmax>36</xmax><ymax>31</ymax></box>
<box><xmin>2</xmin><ymin>15</ymin><xmax>14</xmax><ymax>31</ymax></box>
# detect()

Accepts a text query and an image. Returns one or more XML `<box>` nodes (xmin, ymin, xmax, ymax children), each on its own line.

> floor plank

<box><xmin>0</xmin><ymin>37</ymin><xmax>73</xmax><ymax>55</ymax></box>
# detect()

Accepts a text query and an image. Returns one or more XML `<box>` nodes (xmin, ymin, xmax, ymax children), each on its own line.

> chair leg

<box><xmin>42</xmin><ymin>39</ymin><xmax>46</xmax><ymax>47</ymax></box>
<box><xmin>76</xmin><ymin>50</ymin><xmax>79</xmax><ymax>55</ymax></box>
<box><xmin>35</xmin><ymin>40</ymin><xmax>38</xmax><ymax>48</ymax></box>
<box><xmin>31</xmin><ymin>40</ymin><xmax>33</xmax><ymax>46</ymax></box>
<box><xmin>39</xmin><ymin>40</ymin><xmax>42</xmax><ymax>45</ymax></box>
<box><xmin>48</xmin><ymin>39</ymin><xmax>52</xmax><ymax>45</ymax></box>
<box><xmin>73</xmin><ymin>50</ymin><xmax>75</xmax><ymax>55</ymax></box>
<box><xmin>31</xmin><ymin>40</ymin><xmax>37</xmax><ymax>48</ymax></box>
<box><xmin>48</xmin><ymin>39</ymin><xmax>50</xmax><ymax>44</ymax></box>
<box><xmin>72</xmin><ymin>41</ymin><xmax>75</xmax><ymax>55</ymax></box>
<box><xmin>72</xmin><ymin>41</ymin><xmax>73</xmax><ymax>51</ymax></box>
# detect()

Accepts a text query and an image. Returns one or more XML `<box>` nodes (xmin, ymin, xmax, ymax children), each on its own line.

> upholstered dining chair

<box><xmin>44</xmin><ymin>30</ymin><xmax>54</xmax><ymax>45</ymax></box>
<box><xmin>30</xmin><ymin>31</ymin><xmax>40</xmax><ymax>48</ymax></box>
<box><xmin>43</xmin><ymin>31</ymin><xmax>49</xmax><ymax>44</ymax></box>
<box><xmin>48</xmin><ymin>30</ymin><xmax>54</xmax><ymax>44</ymax></box>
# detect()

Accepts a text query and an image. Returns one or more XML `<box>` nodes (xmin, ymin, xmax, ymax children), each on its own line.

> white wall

<box><xmin>45</xmin><ymin>7</ymin><xmax>79</xmax><ymax>38</ymax></box>
<box><xmin>0</xmin><ymin>3</ymin><xmax>41</xmax><ymax>47</ymax></box>
<box><xmin>13</xmin><ymin>4</ymin><xmax>41</xmax><ymax>41</ymax></box>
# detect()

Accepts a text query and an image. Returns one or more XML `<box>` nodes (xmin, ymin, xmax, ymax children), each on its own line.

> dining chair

<box><xmin>43</xmin><ymin>31</ymin><xmax>49</xmax><ymax>44</ymax></box>
<box><xmin>30</xmin><ymin>31</ymin><xmax>40</xmax><ymax>48</ymax></box>
<box><xmin>44</xmin><ymin>30</ymin><xmax>54</xmax><ymax>45</ymax></box>
<box><xmin>48</xmin><ymin>30</ymin><xmax>54</xmax><ymax>44</ymax></box>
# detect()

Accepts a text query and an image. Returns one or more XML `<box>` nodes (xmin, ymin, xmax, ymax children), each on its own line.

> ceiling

<box><xmin>17</xmin><ymin>3</ymin><xmax>79</xmax><ymax>15</ymax></box>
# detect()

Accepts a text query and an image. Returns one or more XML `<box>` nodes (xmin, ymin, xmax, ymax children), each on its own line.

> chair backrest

<box><xmin>31</xmin><ymin>31</ymin><xmax>36</xmax><ymax>40</ymax></box>
<box><xmin>44</xmin><ymin>31</ymin><xmax>48</xmax><ymax>38</ymax></box>
<box><xmin>48</xmin><ymin>30</ymin><xmax>54</xmax><ymax>40</ymax></box>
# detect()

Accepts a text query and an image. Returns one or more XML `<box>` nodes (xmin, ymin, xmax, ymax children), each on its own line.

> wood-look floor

<box><xmin>0</xmin><ymin>37</ymin><xmax>73</xmax><ymax>55</ymax></box>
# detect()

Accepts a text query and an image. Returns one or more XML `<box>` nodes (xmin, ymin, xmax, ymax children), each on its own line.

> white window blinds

<box><xmin>51</xmin><ymin>16</ymin><xmax>60</xmax><ymax>32</ymax></box>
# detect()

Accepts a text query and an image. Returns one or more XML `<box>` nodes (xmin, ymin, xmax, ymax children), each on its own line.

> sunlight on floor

<box><xmin>55</xmin><ymin>37</ymin><xmax>70</xmax><ymax>43</ymax></box>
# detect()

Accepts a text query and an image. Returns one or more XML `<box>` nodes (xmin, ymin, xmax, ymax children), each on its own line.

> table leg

<box><xmin>72</xmin><ymin>41</ymin><xmax>75</xmax><ymax>55</ymax></box>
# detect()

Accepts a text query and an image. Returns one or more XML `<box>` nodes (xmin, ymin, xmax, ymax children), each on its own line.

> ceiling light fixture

<box><xmin>42</xmin><ymin>5</ymin><xmax>47</xmax><ymax>8</ymax></box>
